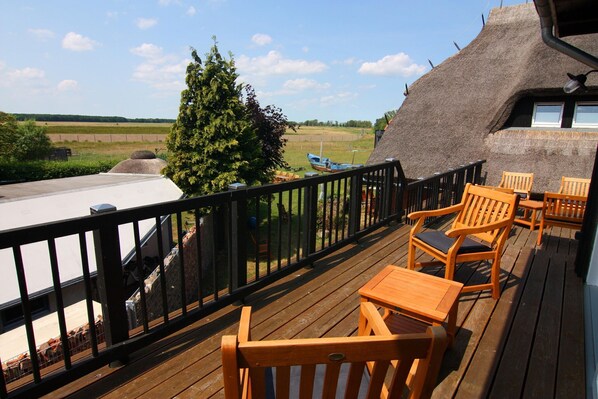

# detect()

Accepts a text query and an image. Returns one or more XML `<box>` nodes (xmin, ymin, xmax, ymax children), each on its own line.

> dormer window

<box><xmin>572</xmin><ymin>102</ymin><xmax>598</xmax><ymax>128</ymax></box>
<box><xmin>531</xmin><ymin>102</ymin><xmax>564</xmax><ymax>127</ymax></box>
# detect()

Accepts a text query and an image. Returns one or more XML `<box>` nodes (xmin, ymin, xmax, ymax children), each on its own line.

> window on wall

<box><xmin>572</xmin><ymin>102</ymin><xmax>598</xmax><ymax>128</ymax></box>
<box><xmin>531</xmin><ymin>102</ymin><xmax>564</xmax><ymax>127</ymax></box>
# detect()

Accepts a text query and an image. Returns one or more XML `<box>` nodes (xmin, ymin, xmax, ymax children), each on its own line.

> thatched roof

<box><xmin>109</xmin><ymin>150</ymin><xmax>167</xmax><ymax>175</ymax></box>
<box><xmin>368</xmin><ymin>3</ymin><xmax>598</xmax><ymax>193</ymax></box>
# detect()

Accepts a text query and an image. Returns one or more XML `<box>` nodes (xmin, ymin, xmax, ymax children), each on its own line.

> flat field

<box><xmin>50</xmin><ymin>124</ymin><xmax>375</xmax><ymax>171</ymax></box>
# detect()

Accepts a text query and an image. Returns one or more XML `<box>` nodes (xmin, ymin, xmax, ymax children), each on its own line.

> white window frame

<box><xmin>531</xmin><ymin>102</ymin><xmax>564</xmax><ymax>128</ymax></box>
<box><xmin>572</xmin><ymin>101</ymin><xmax>598</xmax><ymax>128</ymax></box>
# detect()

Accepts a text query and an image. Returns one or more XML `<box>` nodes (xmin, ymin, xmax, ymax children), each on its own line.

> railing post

<box><xmin>90</xmin><ymin>204</ymin><xmax>128</xmax><ymax>366</ymax></box>
<box><xmin>303</xmin><ymin>172</ymin><xmax>319</xmax><ymax>257</ymax></box>
<box><xmin>348</xmin><ymin>172</ymin><xmax>363</xmax><ymax>236</ymax></box>
<box><xmin>228</xmin><ymin>183</ymin><xmax>248</xmax><ymax>290</ymax></box>
<box><xmin>382</xmin><ymin>158</ymin><xmax>395</xmax><ymax>220</ymax></box>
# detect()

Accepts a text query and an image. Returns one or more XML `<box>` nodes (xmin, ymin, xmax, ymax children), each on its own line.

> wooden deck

<box><xmin>44</xmin><ymin>219</ymin><xmax>585</xmax><ymax>398</ymax></box>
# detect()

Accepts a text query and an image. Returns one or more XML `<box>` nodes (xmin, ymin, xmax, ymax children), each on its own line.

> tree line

<box><xmin>297</xmin><ymin>119</ymin><xmax>373</xmax><ymax>128</ymax></box>
<box><xmin>13</xmin><ymin>114</ymin><xmax>175</xmax><ymax>124</ymax></box>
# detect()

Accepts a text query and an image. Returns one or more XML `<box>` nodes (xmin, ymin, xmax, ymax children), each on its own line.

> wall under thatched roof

<box><xmin>368</xmin><ymin>3</ymin><xmax>598</xmax><ymax>193</ymax></box>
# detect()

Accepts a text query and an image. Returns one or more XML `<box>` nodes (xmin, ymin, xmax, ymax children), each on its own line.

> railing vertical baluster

<box><xmin>193</xmin><ymin>211</ymin><xmax>203</xmax><ymax>308</ymax></box>
<box><xmin>277</xmin><ymin>191</ymin><xmax>283</xmax><ymax>271</ymax></box>
<box><xmin>154</xmin><ymin>216</ymin><xmax>170</xmax><ymax>321</ymax></box>
<box><xmin>296</xmin><ymin>188</ymin><xmax>302</xmax><ymax>262</ymax></box>
<box><xmin>176</xmin><ymin>211</ymin><xmax>187</xmax><ymax>316</ymax></box>
<box><xmin>47</xmin><ymin>238</ymin><xmax>72</xmax><ymax>369</ymax></box>
<box><xmin>266</xmin><ymin>198</ymin><xmax>272</xmax><ymax>274</ymax></box>
<box><xmin>228</xmin><ymin>183</ymin><xmax>248</xmax><ymax>290</ymax></box>
<box><xmin>348</xmin><ymin>172</ymin><xmax>362</xmax><ymax>236</ymax></box>
<box><xmin>342</xmin><ymin>177</ymin><xmax>348</xmax><ymax>240</ymax></box>
<box><xmin>211</xmin><ymin>208</ymin><xmax>219</xmax><ymax>301</ymax></box>
<box><xmin>321</xmin><ymin>180</ymin><xmax>328</xmax><ymax>250</ymax></box>
<box><xmin>132</xmin><ymin>222</ymin><xmax>149</xmax><ymax>333</ymax></box>
<box><xmin>90</xmin><ymin>204</ymin><xmax>128</xmax><ymax>366</ymax></box>
<box><xmin>303</xmin><ymin>172</ymin><xmax>319</xmax><ymax>259</ymax></box>
<box><xmin>12</xmin><ymin>246</ymin><xmax>42</xmax><ymax>383</ymax></box>
<box><xmin>286</xmin><ymin>189</ymin><xmax>293</xmax><ymax>263</ymax></box>
<box><xmin>328</xmin><ymin>180</ymin><xmax>334</xmax><ymax>247</ymax></box>
<box><xmin>334</xmin><ymin>180</ymin><xmax>341</xmax><ymax>243</ymax></box>
<box><xmin>78</xmin><ymin>232</ymin><xmax>99</xmax><ymax>357</ymax></box>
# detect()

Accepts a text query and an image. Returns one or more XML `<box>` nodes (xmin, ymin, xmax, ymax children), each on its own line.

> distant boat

<box><xmin>307</xmin><ymin>153</ymin><xmax>362</xmax><ymax>173</ymax></box>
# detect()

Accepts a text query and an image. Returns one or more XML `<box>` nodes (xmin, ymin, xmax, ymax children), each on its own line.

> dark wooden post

<box><xmin>348</xmin><ymin>172</ymin><xmax>363</xmax><ymax>236</ymax></box>
<box><xmin>228</xmin><ymin>183</ymin><xmax>248</xmax><ymax>289</ymax></box>
<box><xmin>90</xmin><ymin>204</ymin><xmax>128</xmax><ymax>366</ymax></box>
<box><xmin>302</xmin><ymin>172</ymin><xmax>319</xmax><ymax>257</ymax></box>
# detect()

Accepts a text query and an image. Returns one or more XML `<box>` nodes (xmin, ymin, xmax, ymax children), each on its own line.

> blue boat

<box><xmin>307</xmin><ymin>153</ymin><xmax>362</xmax><ymax>173</ymax></box>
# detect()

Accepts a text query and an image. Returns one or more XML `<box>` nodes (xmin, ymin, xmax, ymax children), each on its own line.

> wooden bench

<box><xmin>558</xmin><ymin>176</ymin><xmax>591</xmax><ymax>196</ymax></box>
<box><xmin>537</xmin><ymin>192</ymin><xmax>588</xmax><ymax>245</ymax></box>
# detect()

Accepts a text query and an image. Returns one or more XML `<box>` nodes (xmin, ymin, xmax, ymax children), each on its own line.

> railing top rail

<box><xmin>407</xmin><ymin>160</ymin><xmax>486</xmax><ymax>186</ymax></box>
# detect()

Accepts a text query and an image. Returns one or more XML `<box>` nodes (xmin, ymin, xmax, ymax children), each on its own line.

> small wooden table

<box><xmin>515</xmin><ymin>199</ymin><xmax>543</xmax><ymax>230</ymax></box>
<box><xmin>359</xmin><ymin>265</ymin><xmax>463</xmax><ymax>346</ymax></box>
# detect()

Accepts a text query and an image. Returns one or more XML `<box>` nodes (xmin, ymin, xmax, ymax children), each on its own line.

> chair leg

<box><xmin>537</xmin><ymin>220</ymin><xmax>545</xmax><ymax>246</ymax></box>
<box><xmin>491</xmin><ymin>258</ymin><xmax>501</xmax><ymax>300</ymax></box>
<box><xmin>407</xmin><ymin>238</ymin><xmax>416</xmax><ymax>270</ymax></box>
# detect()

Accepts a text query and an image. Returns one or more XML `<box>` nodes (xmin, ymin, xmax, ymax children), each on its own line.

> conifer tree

<box><xmin>165</xmin><ymin>40</ymin><xmax>263</xmax><ymax>196</ymax></box>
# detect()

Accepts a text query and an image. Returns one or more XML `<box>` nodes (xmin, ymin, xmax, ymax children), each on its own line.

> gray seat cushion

<box><xmin>415</xmin><ymin>230</ymin><xmax>490</xmax><ymax>254</ymax></box>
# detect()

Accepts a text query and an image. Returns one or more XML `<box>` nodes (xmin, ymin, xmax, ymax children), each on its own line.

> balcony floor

<box><xmin>44</xmin><ymin>219</ymin><xmax>585</xmax><ymax>398</ymax></box>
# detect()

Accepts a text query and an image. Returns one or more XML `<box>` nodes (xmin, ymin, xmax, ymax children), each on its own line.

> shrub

<box><xmin>0</xmin><ymin>160</ymin><xmax>118</xmax><ymax>183</ymax></box>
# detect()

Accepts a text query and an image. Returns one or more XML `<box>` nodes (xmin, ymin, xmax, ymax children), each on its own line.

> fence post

<box><xmin>382</xmin><ymin>158</ymin><xmax>396</xmax><ymax>220</ymax></box>
<box><xmin>303</xmin><ymin>172</ymin><xmax>319</xmax><ymax>258</ymax></box>
<box><xmin>228</xmin><ymin>183</ymin><xmax>248</xmax><ymax>290</ymax></box>
<box><xmin>90</xmin><ymin>204</ymin><xmax>128</xmax><ymax>366</ymax></box>
<box><xmin>348</xmin><ymin>172</ymin><xmax>363</xmax><ymax>236</ymax></box>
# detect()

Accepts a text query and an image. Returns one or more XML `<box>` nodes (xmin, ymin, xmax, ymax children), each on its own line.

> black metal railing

<box><xmin>0</xmin><ymin>158</ymin><xmax>485</xmax><ymax>398</ymax></box>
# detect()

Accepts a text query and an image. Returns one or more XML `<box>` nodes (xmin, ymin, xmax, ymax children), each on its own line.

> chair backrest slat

<box><xmin>558</xmin><ymin>176</ymin><xmax>591</xmax><ymax>196</ymax></box>
<box><xmin>453</xmin><ymin>184</ymin><xmax>519</xmax><ymax>245</ymax></box>
<box><xmin>498</xmin><ymin>171</ymin><xmax>534</xmax><ymax>198</ymax></box>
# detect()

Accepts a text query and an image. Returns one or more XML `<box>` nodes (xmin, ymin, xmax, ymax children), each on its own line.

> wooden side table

<box><xmin>515</xmin><ymin>199</ymin><xmax>543</xmax><ymax>230</ymax></box>
<box><xmin>358</xmin><ymin>265</ymin><xmax>463</xmax><ymax>346</ymax></box>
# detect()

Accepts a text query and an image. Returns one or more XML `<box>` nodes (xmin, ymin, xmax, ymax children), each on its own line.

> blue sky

<box><xmin>0</xmin><ymin>0</ymin><xmax>526</xmax><ymax>123</ymax></box>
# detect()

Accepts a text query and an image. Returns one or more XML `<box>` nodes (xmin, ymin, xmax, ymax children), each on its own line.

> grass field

<box><xmin>51</xmin><ymin>124</ymin><xmax>376</xmax><ymax>172</ymax></box>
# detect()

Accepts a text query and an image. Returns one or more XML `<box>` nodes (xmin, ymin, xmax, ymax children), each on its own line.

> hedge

<box><xmin>0</xmin><ymin>160</ymin><xmax>119</xmax><ymax>183</ymax></box>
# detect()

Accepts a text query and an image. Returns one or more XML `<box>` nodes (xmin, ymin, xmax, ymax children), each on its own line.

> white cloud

<box><xmin>237</xmin><ymin>51</ymin><xmax>327</xmax><ymax>76</ymax></box>
<box><xmin>28</xmin><ymin>28</ymin><xmax>55</xmax><ymax>41</ymax></box>
<box><xmin>320</xmin><ymin>92</ymin><xmax>358</xmax><ymax>106</ymax></box>
<box><xmin>130</xmin><ymin>43</ymin><xmax>188</xmax><ymax>91</ymax></box>
<box><xmin>283</xmin><ymin>78</ymin><xmax>330</xmax><ymax>92</ymax></box>
<box><xmin>158</xmin><ymin>0</ymin><xmax>180</xmax><ymax>6</ymax></box>
<box><xmin>358</xmin><ymin>53</ymin><xmax>426</xmax><ymax>77</ymax></box>
<box><xmin>136</xmin><ymin>17</ymin><xmax>158</xmax><ymax>29</ymax></box>
<box><xmin>62</xmin><ymin>32</ymin><xmax>98</xmax><ymax>51</ymax></box>
<box><xmin>57</xmin><ymin>80</ymin><xmax>78</xmax><ymax>91</ymax></box>
<box><xmin>251</xmin><ymin>33</ymin><xmax>272</xmax><ymax>46</ymax></box>
<box><xmin>8</xmin><ymin>67</ymin><xmax>45</xmax><ymax>80</ymax></box>
<box><xmin>131</xmin><ymin>43</ymin><xmax>164</xmax><ymax>59</ymax></box>
<box><xmin>186</xmin><ymin>6</ymin><xmax>196</xmax><ymax>16</ymax></box>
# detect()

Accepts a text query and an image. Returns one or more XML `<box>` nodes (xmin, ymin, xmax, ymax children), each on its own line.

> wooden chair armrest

<box><xmin>238</xmin><ymin>307</ymin><xmax>252</xmax><ymax>343</ymax></box>
<box><xmin>408</xmin><ymin>203</ymin><xmax>463</xmax><ymax>221</ymax></box>
<box><xmin>359</xmin><ymin>302</ymin><xmax>392</xmax><ymax>337</ymax></box>
<box><xmin>445</xmin><ymin>218</ymin><xmax>513</xmax><ymax>238</ymax></box>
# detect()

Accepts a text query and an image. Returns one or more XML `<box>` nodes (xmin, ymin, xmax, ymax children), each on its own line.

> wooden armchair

<box><xmin>221</xmin><ymin>302</ymin><xmax>447</xmax><ymax>399</ymax></box>
<box><xmin>498</xmin><ymin>171</ymin><xmax>534</xmax><ymax>198</ymax></box>
<box><xmin>558</xmin><ymin>176</ymin><xmax>591</xmax><ymax>196</ymax></box>
<box><xmin>537</xmin><ymin>192</ymin><xmax>588</xmax><ymax>245</ymax></box>
<box><xmin>407</xmin><ymin>183</ymin><xmax>519</xmax><ymax>299</ymax></box>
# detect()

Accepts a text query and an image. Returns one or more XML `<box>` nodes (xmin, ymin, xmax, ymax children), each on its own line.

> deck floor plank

<box><xmin>38</xmin><ymin>222</ymin><xmax>584</xmax><ymax>399</ymax></box>
<box><xmin>487</xmin><ymin>249</ymin><xmax>551</xmax><ymax>398</ymax></box>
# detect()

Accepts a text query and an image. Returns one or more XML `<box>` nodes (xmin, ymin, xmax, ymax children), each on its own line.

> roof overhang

<box><xmin>534</xmin><ymin>0</ymin><xmax>598</xmax><ymax>69</ymax></box>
